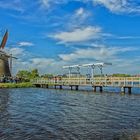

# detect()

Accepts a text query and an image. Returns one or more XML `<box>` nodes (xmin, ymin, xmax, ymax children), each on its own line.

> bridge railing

<box><xmin>31</xmin><ymin>77</ymin><xmax>140</xmax><ymax>88</ymax></box>
<box><xmin>93</xmin><ymin>77</ymin><xmax>140</xmax><ymax>87</ymax></box>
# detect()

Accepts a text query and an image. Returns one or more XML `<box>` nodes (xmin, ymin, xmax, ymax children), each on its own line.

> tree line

<box><xmin>16</xmin><ymin>69</ymin><xmax>133</xmax><ymax>82</ymax></box>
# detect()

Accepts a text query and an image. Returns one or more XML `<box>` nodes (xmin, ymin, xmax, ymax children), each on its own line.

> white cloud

<box><xmin>0</xmin><ymin>0</ymin><xmax>24</xmax><ymax>12</ymax></box>
<box><xmin>40</xmin><ymin>0</ymin><xmax>67</xmax><ymax>9</ymax></box>
<box><xmin>58</xmin><ymin>45</ymin><xmax>140</xmax><ymax>74</ymax></box>
<box><xmin>50</xmin><ymin>26</ymin><xmax>101</xmax><ymax>43</ymax></box>
<box><xmin>93</xmin><ymin>0</ymin><xmax>140</xmax><ymax>14</ymax></box>
<box><xmin>73</xmin><ymin>7</ymin><xmax>91</xmax><ymax>24</ymax></box>
<box><xmin>30</xmin><ymin>58</ymin><xmax>54</xmax><ymax>68</ymax></box>
<box><xmin>13</xmin><ymin>57</ymin><xmax>67</xmax><ymax>74</ymax></box>
<box><xmin>75</xmin><ymin>7</ymin><xmax>85</xmax><ymax>16</ymax></box>
<box><xmin>114</xmin><ymin>36</ymin><xmax>140</xmax><ymax>40</ymax></box>
<box><xmin>9</xmin><ymin>45</ymin><xmax>140</xmax><ymax>75</ymax></box>
<box><xmin>18</xmin><ymin>42</ymin><xmax>34</xmax><ymax>47</ymax></box>
<box><xmin>59</xmin><ymin>45</ymin><xmax>137</xmax><ymax>61</ymax></box>
<box><xmin>6</xmin><ymin>47</ymin><xmax>25</xmax><ymax>57</ymax></box>
<box><xmin>40</xmin><ymin>0</ymin><xmax>50</xmax><ymax>8</ymax></box>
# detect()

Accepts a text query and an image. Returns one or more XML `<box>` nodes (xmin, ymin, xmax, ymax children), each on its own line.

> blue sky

<box><xmin>0</xmin><ymin>0</ymin><xmax>140</xmax><ymax>75</ymax></box>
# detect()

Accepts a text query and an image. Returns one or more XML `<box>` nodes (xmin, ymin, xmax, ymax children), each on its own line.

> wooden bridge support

<box><xmin>41</xmin><ymin>84</ymin><xmax>45</xmax><ymax>88</ymax></box>
<box><xmin>121</xmin><ymin>87</ymin><xmax>132</xmax><ymax>94</ymax></box>
<box><xmin>60</xmin><ymin>85</ymin><xmax>62</xmax><ymax>89</ymax></box>
<box><xmin>54</xmin><ymin>85</ymin><xmax>63</xmax><ymax>89</ymax></box>
<box><xmin>46</xmin><ymin>84</ymin><xmax>49</xmax><ymax>88</ymax></box>
<box><xmin>34</xmin><ymin>83</ymin><xmax>134</xmax><ymax>95</ymax></box>
<box><xmin>69</xmin><ymin>85</ymin><xmax>79</xmax><ymax>90</ymax></box>
<box><xmin>93</xmin><ymin>86</ymin><xmax>96</xmax><ymax>92</ymax></box>
<box><xmin>35</xmin><ymin>84</ymin><xmax>41</xmax><ymax>88</ymax></box>
<box><xmin>70</xmin><ymin>86</ymin><xmax>73</xmax><ymax>90</ymax></box>
<box><xmin>75</xmin><ymin>85</ymin><xmax>79</xmax><ymax>91</ymax></box>
<box><xmin>41</xmin><ymin>84</ymin><xmax>49</xmax><ymax>88</ymax></box>
<box><xmin>128</xmin><ymin>87</ymin><xmax>132</xmax><ymax>94</ymax></box>
<box><xmin>100</xmin><ymin>86</ymin><xmax>103</xmax><ymax>93</ymax></box>
<box><xmin>93</xmin><ymin>86</ymin><xmax>103</xmax><ymax>93</ymax></box>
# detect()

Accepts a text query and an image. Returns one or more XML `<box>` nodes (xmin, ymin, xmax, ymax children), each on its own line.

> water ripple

<box><xmin>0</xmin><ymin>88</ymin><xmax>140</xmax><ymax>140</ymax></box>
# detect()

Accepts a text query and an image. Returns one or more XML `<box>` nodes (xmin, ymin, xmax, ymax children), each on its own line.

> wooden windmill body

<box><xmin>0</xmin><ymin>30</ymin><xmax>14</xmax><ymax>77</ymax></box>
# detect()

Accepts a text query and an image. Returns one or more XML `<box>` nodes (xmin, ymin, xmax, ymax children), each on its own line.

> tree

<box><xmin>16</xmin><ymin>69</ymin><xmax>39</xmax><ymax>82</ymax></box>
<box><xmin>16</xmin><ymin>70</ymin><xmax>31</xmax><ymax>82</ymax></box>
<box><xmin>112</xmin><ymin>73</ymin><xmax>131</xmax><ymax>77</ymax></box>
<box><xmin>30</xmin><ymin>69</ymin><xmax>39</xmax><ymax>79</ymax></box>
<box><xmin>41</xmin><ymin>74</ymin><xmax>54</xmax><ymax>79</ymax></box>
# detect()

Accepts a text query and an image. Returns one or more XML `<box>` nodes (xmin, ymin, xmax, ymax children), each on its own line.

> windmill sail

<box><xmin>0</xmin><ymin>30</ymin><xmax>8</xmax><ymax>49</ymax></box>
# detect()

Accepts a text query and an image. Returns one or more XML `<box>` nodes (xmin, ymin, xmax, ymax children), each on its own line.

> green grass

<box><xmin>0</xmin><ymin>82</ymin><xmax>34</xmax><ymax>88</ymax></box>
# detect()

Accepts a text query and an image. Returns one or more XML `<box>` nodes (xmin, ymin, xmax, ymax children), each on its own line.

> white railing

<box><xmin>32</xmin><ymin>77</ymin><xmax>140</xmax><ymax>88</ymax></box>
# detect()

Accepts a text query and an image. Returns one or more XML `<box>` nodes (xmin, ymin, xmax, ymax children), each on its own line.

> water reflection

<box><xmin>0</xmin><ymin>88</ymin><xmax>140</xmax><ymax>140</ymax></box>
<box><xmin>0</xmin><ymin>89</ymin><xmax>9</xmax><ymax>111</ymax></box>
<box><xmin>0</xmin><ymin>89</ymin><xmax>10</xmax><ymax>128</ymax></box>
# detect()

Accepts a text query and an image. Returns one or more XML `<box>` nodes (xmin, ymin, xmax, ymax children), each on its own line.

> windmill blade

<box><xmin>0</xmin><ymin>51</ymin><xmax>18</xmax><ymax>59</ymax></box>
<box><xmin>11</xmin><ymin>56</ymin><xmax>18</xmax><ymax>59</ymax></box>
<box><xmin>8</xmin><ymin>55</ymin><xmax>18</xmax><ymax>59</ymax></box>
<box><xmin>0</xmin><ymin>30</ymin><xmax>8</xmax><ymax>49</ymax></box>
<box><xmin>6</xmin><ymin>53</ymin><xmax>18</xmax><ymax>59</ymax></box>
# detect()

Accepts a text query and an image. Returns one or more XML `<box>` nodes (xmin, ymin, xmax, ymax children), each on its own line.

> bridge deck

<box><xmin>32</xmin><ymin>77</ymin><xmax>140</xmax><ymax>88</ymax></box>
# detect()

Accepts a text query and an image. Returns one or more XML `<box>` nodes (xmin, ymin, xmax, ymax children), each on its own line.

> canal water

<box><xmin>0</xmin><ymin>88</ymin><xmax>140</xmax><ymax>140</ymax></box>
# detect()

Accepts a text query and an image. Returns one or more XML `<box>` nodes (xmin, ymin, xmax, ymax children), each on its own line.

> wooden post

<box><xmin>124</xmin><ymin>87</ymin><xmax>126</xmax><ymax>94</ymax></box>
<box><xmin>128</xmin><ymin>87</ymin><xmax>132</xmax><ymax>94</ymax></box>
<box><xmin>100</xmin><ymin>86</ymin><xmax>103</xmax><ymax>93</ymax></box>
<box><xmin>75</xmin><ymin>85</ymin><xmax>79</xmax><ymax>90</ymax></box>
<box><xmin>60</xmin><ymin>85</ymin><xmax>62</xmax><ymax>89</ymax></box>
<box><xmin>35</xmin><ymin>84</ymin><xmax>41</xmax><ymax>88</ymax></box>
<box><xmin>46</xmin><ymin>84</ymin><xmax>49</xmax><ymax>88</ymax></box>
<box><xmin>121</xmin><ymin>87</ymin><xmax>125</xmax><ymax>94</ymax></box>
<box><xmin>70</xmin><ymin>86</ymin><xmax>73</xmax><ymax>90</ymax></box>
<box><xmin>93</xmin><ymin>86</ymin><xmax>96</xmax><ymax>92</ymax></box>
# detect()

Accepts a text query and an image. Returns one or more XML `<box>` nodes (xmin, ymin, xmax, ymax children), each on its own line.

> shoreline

<box><xmin>0</xmin><ymin>82</ymin><xmax>34</xmax><ymax>88</ymax></box>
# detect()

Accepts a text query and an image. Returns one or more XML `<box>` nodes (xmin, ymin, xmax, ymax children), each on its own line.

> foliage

<box><xmin>16</xmin><ymin>69</ymin><xmax>39</xmax><ymax>82</ymax></box>
<box><xmin>41</xmin><ymin>74</ymin><xmax>54</xmax><ymax>79</ymax></box>
<box><xmin>0</xmin><ymin>82</ymin><xmax>34</xmax><ymax>88</ymax></box>
<box><xmin>112</xmin><ymin>73</ymin><xmax>131</xmax><ymax>77</ymax></box>
<box><xmin>30</xmin><ymin>69</ymin><xmax>39</xmax><ymax>79</ymax></box>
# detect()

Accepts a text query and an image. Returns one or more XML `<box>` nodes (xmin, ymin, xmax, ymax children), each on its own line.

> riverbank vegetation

<box><xmin>0</xmin><ymin>82</ymin><xmax>33</xmax><ymax>88</ymax></box>
<box><xmin>16</xmin><ymin>69</ymin><xmax>39</xmax><ymax>82</ymax></box>
<box><xmin>0</xmin><ymin>69</ymin><xmax>54</xmax><ymax>88</ymax></box>
<box><xmin>0</xmin><ymin>69</ymin><xmax>39</xmax><ymax>88</ymax></box>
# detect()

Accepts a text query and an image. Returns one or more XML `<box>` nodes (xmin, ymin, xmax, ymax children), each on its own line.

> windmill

<box><xmin>0</xmin><ymin>30</ymin><xmax>17</xmax><ymax>77</ymax></box>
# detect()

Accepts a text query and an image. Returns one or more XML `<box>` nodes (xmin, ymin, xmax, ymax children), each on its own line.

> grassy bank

<box><xmin>0</xmin><ymin>82</ymin><xmax>34</xmax><ymax>88</ymax></box>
